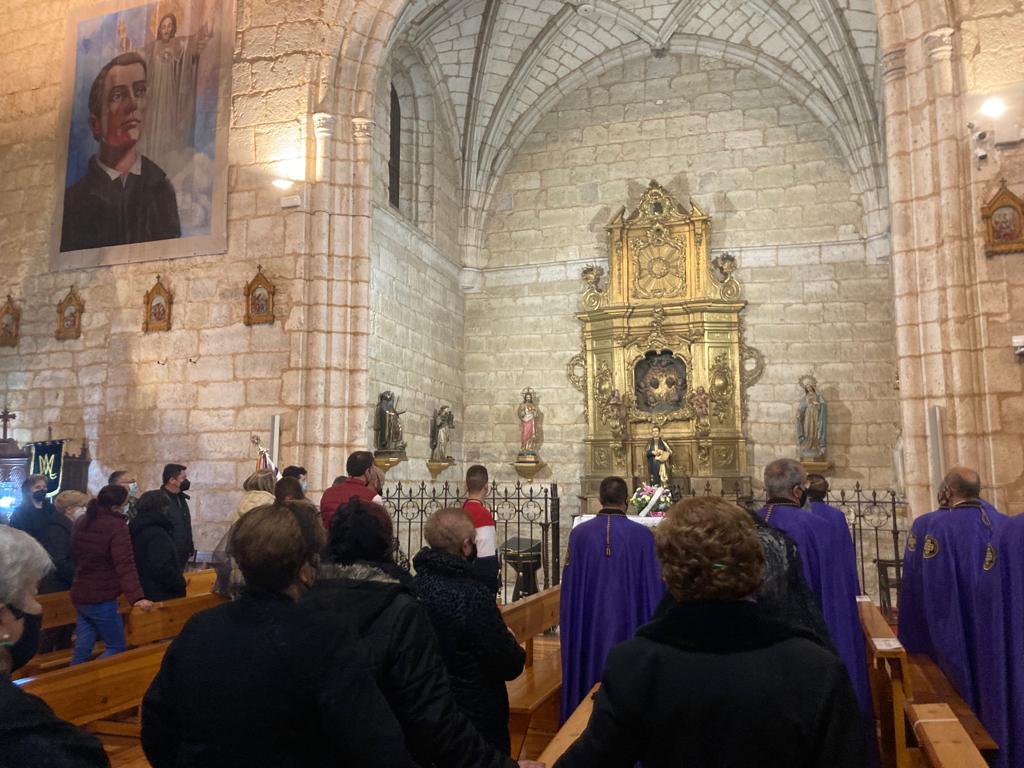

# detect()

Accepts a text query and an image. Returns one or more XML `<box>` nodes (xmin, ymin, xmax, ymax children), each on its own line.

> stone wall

<box><xmin>367</xmin><ymin>49</ymin><xmax>466</xmax><ymax>484</ymax></box>
<box><xmin>465</xmin><ymin>52</ymin><xmax>898</xmax><ymax>516</ymax></box>
<box><xmin>0</xmin><ymin>0</ymin><xmax>361</xmax><ymax>548</ymax></box>
<box><xmin>960</xmin><ymin>4</ymin><xmax>1024</xmax><ymax>511</ymax></box>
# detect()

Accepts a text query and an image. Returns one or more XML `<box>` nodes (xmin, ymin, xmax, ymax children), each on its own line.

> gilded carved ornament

<box><xmin>710</xmin><ymin>252</ymin><xmax>741</xmax><ymax>301</ymax></box>
<box><xmin>615</xmin><ymin>306</ymin><xmax>699</xmax><ymax>360</ymax></box>
<box><xmin>631</xmin><ymin>224</ymin><xmax>687</xmax><ymax>299</ymax></box>
<box><xmin>580</xmin><ymin>265</ymin><xmax>607</xmax><ymax>310</ymax></box>
<box><xmin>708</xmin><ymin>353</ymin><xmax>734</xmax><ymax>424</ymax></box>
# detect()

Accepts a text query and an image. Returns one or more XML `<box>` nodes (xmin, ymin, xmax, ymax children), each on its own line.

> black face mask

<box><xmin>179</xmin><ymin>479</ymin><xmax>191</xmax><ymax>492</ymax></box>
<box><xmin>796</xmin><ymin>488</ymin><xmax>808</xmax><ymax>508</ymax></box>
<box><xmin>31</xmin><ymin>489</ymin><xmax>47</xmax><ymax>503</ymax></box>
<box><xmin>465</xmin><ymin>542</ymin><xmax>478</xmax><ymax>563</ymax></box>
<box><xmin>5</xmin><ymin>605</ymin><xmax>42</xmax><ymax>673</ymax></box>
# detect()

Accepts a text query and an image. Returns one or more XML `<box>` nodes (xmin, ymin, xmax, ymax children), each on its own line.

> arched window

<box><xmin>388</xmin><ymin>84</ymin><xmax>401</xmax><ymax>210</ymax></box>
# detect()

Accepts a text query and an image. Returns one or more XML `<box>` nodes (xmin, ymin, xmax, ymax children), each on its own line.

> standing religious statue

<box><xmin>430</xmin><ymin>405</ymin><xmax>454</xmax><ymax>462</ymax></box>
<box><xmin>517</xmin><ymin>388</ymin><xmax>540</xmax><ymax>454</ymax></box>
<box><xmin>797</xmin><ymin>375</ymin><xmax>827</xmax><ymax>459</ymax></box>
<box><xmin>375</xmin><ymin>391</ymin><xmax>407</xmax><ymax>455</ymax></box>
<box><xmin>645</xmin><ymin>425</ymin><xmax>672</xmax><ymax>486</ymax></box>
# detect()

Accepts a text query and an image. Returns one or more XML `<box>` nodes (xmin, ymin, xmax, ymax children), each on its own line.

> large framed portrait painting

<box><xmin>52</xmin><ymin>0</ymin><xmax>232</xmax><ymax>269</ymax></box>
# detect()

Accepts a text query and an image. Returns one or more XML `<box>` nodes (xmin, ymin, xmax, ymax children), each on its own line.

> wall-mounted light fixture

<box><xmin>1013</xmin><ymin>335</ymin><xmax>1024</xmax><ymax>359</ymax></box>
<box><xmin>968</xmin><ymin>86</ymin><xmax>1024</xmax><ymax>149</ymax></box>
<box><xmin>272</xmin><ymin>179</ymin><xmax>294</xmax><ymax>190</ymax></box>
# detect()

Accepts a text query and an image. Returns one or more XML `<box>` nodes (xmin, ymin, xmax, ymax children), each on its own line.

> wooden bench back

<box><xmin>39</xmin><ymin>569</ymin><xmax>216</xmax><ymax>630</ymax></box>
<box><xmin>538</xmin><ymin>682</ymin><xmax>599</xmax><ymax>764</ymax></box>
<box><xmin>858</xmin><ymin>598</ymin><xmax>912</xmax><ymax>768</ymax></box>
<box><xmin>19</xmin><ymin>641</ymin><xmax>169</xmax><ymax>725</ymax></box>
<box><xmin>907</xmin><ymin>703</ymin><xmax>989</xmax><ymax>768</ymax></box>
<box><xmin>125</xmin><ymin>592</ymin><xmax>226</xmax><ymax>646</ymax></box>
<box><xmin>500</xmin><ymin>585</ymin><xmax>560</xmax><ymax>666</ymax></box>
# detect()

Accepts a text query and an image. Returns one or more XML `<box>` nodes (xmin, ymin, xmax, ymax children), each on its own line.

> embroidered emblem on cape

<box><xmin>907</xmin><ymin>532</ymin><xmax>917</xmax><ymax>552</ymax></box>
<box><xmin>923</xmin><ymin>534</ymin><xmax>939</xmax><ymax>559</ymax></box>
<box><xmin>983</xmin><ymin>544</ymin><xmax>997</xmax><ymax>571</ymax></box>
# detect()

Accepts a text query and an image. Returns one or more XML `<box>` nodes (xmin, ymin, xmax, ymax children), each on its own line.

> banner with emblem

<box><xmin>28</xmin><ymin>441</ymin><xmax>67</xmax><ymax>498</ymax></box>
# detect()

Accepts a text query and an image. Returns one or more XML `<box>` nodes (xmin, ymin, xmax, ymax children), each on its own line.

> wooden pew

<box><xmin>39</xmin><ymin>569</ymin><xmax>217</xmax><ymax>631</ymax></box>
<box><xmin>907</xmin><ymin>655</ymin><xmax>997</xmax><ymax>753</ymax></box>
<box><xmin>19</xmin><ymin>641</ymin><xmax>169</xmax><ymax>726</ymax></box>
<box><xmin>907</xmin><ymin>703</ymin><xmax>988</xmax><ymax>768</ymax></box>
<box><xmin>537</xmin><ymin>682</ymin><xmax>598</xmax><ymax>765</ymax></box>
<box><xmin>858</xmin><ymin>597</ymin><xmax>913</xmax><ymax>768</ymax></box>
<box><xmin>500</xmin><ymin>585</ymin><xmax>561</xmax><ymax>760</ymax></box>
<box><xmin>859</xmin><ymin>599</ymin><xmax>997</xmax><ymax>764</ymax></box>
<box><xmin>22</xmin><ymin>587</ymin><xmax>225</xmax><ymax>677</ymax></box>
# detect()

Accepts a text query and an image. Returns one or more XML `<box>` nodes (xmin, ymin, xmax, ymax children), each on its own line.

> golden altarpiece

<box><xmin>568</xmin><ymin>182</ymin><xmax>761</xmax><ymax>499</ymax></box>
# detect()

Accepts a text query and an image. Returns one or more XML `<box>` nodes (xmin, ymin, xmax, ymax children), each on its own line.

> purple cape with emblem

<box><xmin>973</xmin><ymin>514</ymin><xmax>1024</xmax><ymax>768</ymax></box>
<box><xmin>757</xmin><ymin>502</ymin><xmax>870</xmax><ymax>716</ymax></box>
<box><xmin>559</xmin><ymin>512</ymin><xmax>665</xmax><ymax>722</ymax></box>
<box><xmin>898</xmin><ymin>500</ymin><xmax>1006</xmax><ymax>711</ymax></box>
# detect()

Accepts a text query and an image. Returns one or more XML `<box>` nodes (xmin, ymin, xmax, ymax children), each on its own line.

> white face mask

<box><xmin>128</xmin><ymin>482</ymin><xmax>139</xmax><ymax>497</ymax></box>
<box><xmin>72</xmin><ymin>507</ymin><xmax>86</xmax><ymax>520</ymax></box>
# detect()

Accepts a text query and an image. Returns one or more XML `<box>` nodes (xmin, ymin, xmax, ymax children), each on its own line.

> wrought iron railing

<box><xmin>380</xmin><ymin>481</ymin><xmax>560</xmax><ymax>604</ymax></box>
<box><xmin>665</xmin><ymin>481</ymin><xmax>909</xmax><ymax>609</ymax></box>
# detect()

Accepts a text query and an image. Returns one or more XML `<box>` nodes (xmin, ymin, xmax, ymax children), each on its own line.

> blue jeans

<box><xmin>72</xmin><ymin>600</ymin><xmax>127</xmax><ymax>664</ymax></box>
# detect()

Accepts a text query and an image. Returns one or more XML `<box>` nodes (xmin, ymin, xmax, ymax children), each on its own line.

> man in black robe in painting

<box><xmin>60</xmin><ymin>52</ymin><xmax>180</xmax><ymax>252</ymax></box>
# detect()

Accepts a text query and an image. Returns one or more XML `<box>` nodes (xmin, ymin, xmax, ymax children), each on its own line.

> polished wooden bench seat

<box><xmin>500</xmin><ymin>585</ymin><xmax>561</xmax><ymax>760</ymax></box>
<box><xmin>537</xmin><ymin>682</ymin><xmax>598</xmax><ymax>765</ymax></box>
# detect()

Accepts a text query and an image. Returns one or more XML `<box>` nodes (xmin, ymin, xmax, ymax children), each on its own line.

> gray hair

<box><xmin>0</xmin><ymin>527</ymin><xmax>52</xmax><ymax>606</ymax></box>
<box><xmin>763</xmin><ymin>458</ymin><xmax>806</xmax><ymax>499</ymax></box>
<box><xmin>424</xmin><ymin>507</ymin><xmax>475</xmax><ymax>555</ymax></box>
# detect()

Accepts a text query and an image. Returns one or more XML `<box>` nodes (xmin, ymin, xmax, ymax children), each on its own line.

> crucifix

<box><xmin>0</xmin><ymin>406</ymin><xmax>15</xmax><ymax>440</ymax></box>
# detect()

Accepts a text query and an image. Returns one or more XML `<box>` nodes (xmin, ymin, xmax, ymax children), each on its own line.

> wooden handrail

<box><xmin>537</xmin><ymin>683</ymin><xmax>599</xmax><ymax>765</ymax></box>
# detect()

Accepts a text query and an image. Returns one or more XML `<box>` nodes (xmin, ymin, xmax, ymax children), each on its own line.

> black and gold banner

<box><xmin>28</xmin><ymin>440</ymin><xmax>66</xmax><ymax>498</ymax></box>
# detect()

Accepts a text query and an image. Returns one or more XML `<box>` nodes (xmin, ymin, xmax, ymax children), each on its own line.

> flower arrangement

<box><xmin>629</xmin><ymin>484</ymin><xmax>673</xmax><ymax>517</ymax></box>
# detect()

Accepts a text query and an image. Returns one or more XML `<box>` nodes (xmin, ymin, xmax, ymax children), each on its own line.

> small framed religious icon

<box><xmin>0</xmin><ymin>296</ymin><xmax>20</xmax><ymax>348</ymax></box>
<box><xmin>143</xmin><ymin>276</ymin><xmax>173</xmax><ymax>333</ymax></box>
<box><xmin>981</xmin><ymin>179</ymin><xmax>1024</xmax><ymax>257</ymax></box>
<box><xmin>244</xmin><ymin>265</ymin><xmax>275</xmax><ymax>326</ymax></box>
<box><xmin>56</xmin><ymin>286</ymin><xmax>84</xmax><ymax>340</ymax></box>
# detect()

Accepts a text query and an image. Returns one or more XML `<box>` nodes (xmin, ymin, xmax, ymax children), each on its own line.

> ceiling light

<box><xmin>272</xmin><ymin>179</ymin><xmax>294</xmax><ymax>190</ymax></box>
<box><xmin>980</xmin><ymin>97</ymin><xmax>1007</xmax><ymax>118</ymax></box>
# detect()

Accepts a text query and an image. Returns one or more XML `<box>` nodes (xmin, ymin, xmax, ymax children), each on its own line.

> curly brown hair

<box><xmin>654</xmin><ymin>496</ymin><xmax>764</xmax><ymax>602</ymax></box>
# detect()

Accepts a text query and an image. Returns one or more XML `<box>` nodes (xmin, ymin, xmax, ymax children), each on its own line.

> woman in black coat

<box><xmin>555</xmin><ymin>497</ymin><xmax>867</xmax><ymax>768</ymax></box>
<box><xmin>141</xmin><ymin>504</ymin><xmax>411</xmax><ymax>768</ymax></box>
<box><xmin>129</xmin><ymin>491</ymin><xmax>186</xmax><ymax>602</ymax></box>
<box><xmin>413</xmin><ymin>508</ymin><xmax>526</xmax><ymax>754</ymax></box>
<box><xmin>9</xmin><ymin>475</ymin><xmax>74</xmax><ymax>594</ymax></box>
<box><xmin>0</xmin><ymin>526</ymin><xmax>110</xmax><ymax>768</ymax></box>
<box><xmin>304</xmin><ymin>499</ymin><xmax>536</xmax><ymax>768</ymax></box>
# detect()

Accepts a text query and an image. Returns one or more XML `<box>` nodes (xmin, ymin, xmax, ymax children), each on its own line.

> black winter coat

<box><xmin>555</xmin><ymin>598</ymin><xmax>867</xmax><ymax>768</ymax></box>
<box><xmin>160</xmin><ymin>488</ymin><xmax>193</xmax><ymax>569</ymax></box>
<box><xmin>9</xmin><ymin>501</ymin><xmax>74</xmax><ymax>594</ymax></box>
<box><xmin>412</xmin><ymin>548</ymin><xmax>525</xmax><ymax>753</ymax></box>
<box><xmin>129</xmin><ymin>507</ymin><xmax>186</xmax><ymax>602</ymax></box>
<box><xmin>305</xmin><ymin>562</ymin><xmax>517</xmax><ymax>768</ymax></box>
<box><xmin>140</xmin><ymin>589</ymin><xmax>411</xmax><ymax>768</ymax></box>
<box><xmin>0</xmin><ymin>674</ymin><xmax>110</xmax><ymax>767</ymax></box>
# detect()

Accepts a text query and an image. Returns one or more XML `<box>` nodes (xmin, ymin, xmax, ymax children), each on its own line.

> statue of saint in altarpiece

<box><xmin>567</xmin><ymin>182</ymin><xmax>763</xmax><ymax>500</ymax></box>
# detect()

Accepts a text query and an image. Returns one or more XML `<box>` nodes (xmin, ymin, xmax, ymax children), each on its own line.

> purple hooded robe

<box><xmin>559</xmin><ymin>511</ymin><xmax>665</xmax><ymax>722</ymax></box>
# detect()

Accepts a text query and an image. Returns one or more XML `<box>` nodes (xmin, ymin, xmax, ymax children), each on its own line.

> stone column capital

<box><xmin>313</xmin><ymin>112</ymin><xmax>337</xmax><ymax>138</ymax></box>
<box><xmin>924</xmin><ymin>27</ymin><xmax>955</xmax><ymax>61</ymax></box>
<box><xmin>881</xmin><ymin>48</ymin><xmax>906</xmax><ymax>81</ymax></box>
<box><xmin>351</xmin><ymin>117</ymin><xmax>375</xmax><ymax>143</ymax></box>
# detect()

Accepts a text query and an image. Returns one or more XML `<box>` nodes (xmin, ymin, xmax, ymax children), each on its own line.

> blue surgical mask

<box><xmin>128</xmin><ymin>482</ymin><xmax>139</xmax><ymax>497</ymax></box>
<box><xmin>300</xmin><ymin>479</ymin><xmax>308</xmax><ymax>493</ymax></box>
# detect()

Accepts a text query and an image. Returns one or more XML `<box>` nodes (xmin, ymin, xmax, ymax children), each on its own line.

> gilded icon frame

<box><xmin>56</xmin><ymin>286</ymin><xmax>84</xmax><ymax>340</ymax></box>
<box><xmin>143</xmin><ymin>275</ymin><xmax>173</xmax><ymax>332</ymax></box>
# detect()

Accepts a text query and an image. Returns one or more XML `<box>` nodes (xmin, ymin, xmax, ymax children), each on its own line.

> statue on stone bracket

<box><xmin>513</xmin><ymin>388</ymin><xmax>545</xmax><ymax>481</ymax></box>
<box><xmin>797</xmin><ymin>374</ymin><xmax>827</xmax><ymax>460</ymax></box>
<box><xmin>430</xmin><ymin>405</ymin><xmax>454</xmax><ymax>462</ymax></box>
<box><xmin>644</xmin><ymin>425</ymin><xmax>672</xmax><ymax>486</ymax></box>
<box><xmin>374</xmin><ymin>391</ymin><xmax>407</xmax><ymax>459</ymax></box>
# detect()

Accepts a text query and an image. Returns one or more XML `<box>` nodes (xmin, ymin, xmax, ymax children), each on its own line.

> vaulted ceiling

<box><xmin>386</xmin><ymin>0</ymin><xmax>886</xmax><ymax>241</ymax></box>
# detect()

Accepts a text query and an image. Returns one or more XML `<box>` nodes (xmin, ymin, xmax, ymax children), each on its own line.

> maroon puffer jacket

<box><xmin>70</xmin><ymin>505</ymin><xmax>145</xmax><ymax>606</ymax></box>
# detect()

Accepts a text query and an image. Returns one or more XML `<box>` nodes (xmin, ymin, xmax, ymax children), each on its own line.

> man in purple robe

<box><xmin>897</xmin><ymin>482</ymin><xmax>949</xmax><ymax>656</ymax></box>
<box><xmin>559</xmin><ymin>476</ymin><xmax>664</xmax><ymax>722</ymax></box>
<box><xmin>897</xmin><ymin>467</ymin><xmax>1006</xmax><ymax>712</ymax></box>
<box><xmin>756</xmin><ymin>460</ymin><xmax>870</xmax><ymax>719</ymax></box>
<box><xmin>973</xmin><ymin>514</ymin><xmax>1024</xmax><ymax>768</ymax></box>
